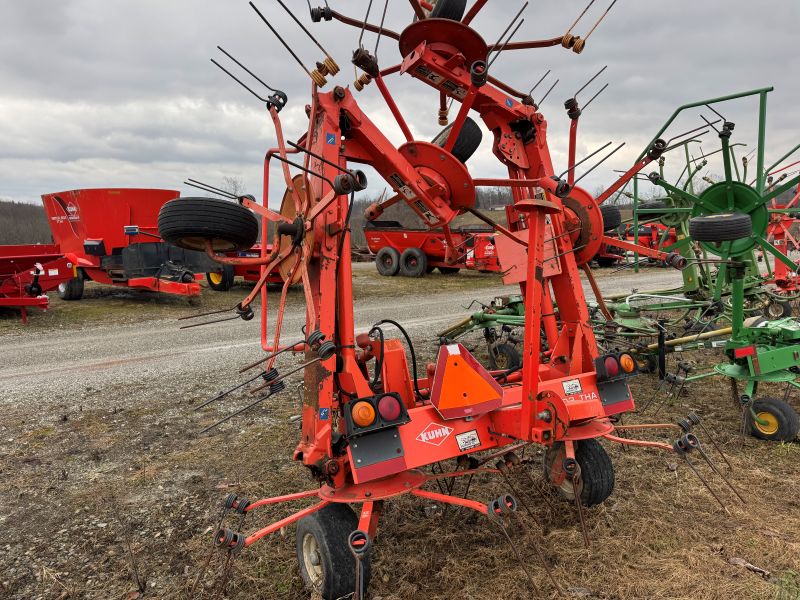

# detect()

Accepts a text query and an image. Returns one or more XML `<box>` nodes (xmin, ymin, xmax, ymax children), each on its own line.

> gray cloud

<box><xmin>0</xmin><ymin>0</ymin><xmax>798</xmax><ymax>208</ymax></box>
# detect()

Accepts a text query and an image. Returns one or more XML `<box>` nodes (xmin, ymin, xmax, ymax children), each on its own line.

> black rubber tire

<box><xmin>375</xmin><ymin>247</ymin><xmax>400</xmax><ymax>276</ymax></box>
<box><xmin>295</xmin><ymin>503</ymin><xmax>371</xmax><ymax>600</ymax></box>
<box><xmin>206</xmin><ymin>265</ymin><xmax>235</xmax><ymax>291</ymax></box>
<box><xmin>158</xmin><ymin>197</ymin><xmax>259</xmax><ymax>252</ymax></box>
<box><xmin>595</xmin><ymin>256</ymin><xmax>619</xmax><ymax>268</ymax></box>
<box><xmin>488</xmin><ymin>343</ymin><xmax>521</xmax><ymax>370</ymax></box>
<box><xmin>57</xmin><ymin>273</ymin><xmax>84</xmax><ymax>301</ymax></box>
<box><xmin>689</xmin><ymin>213</ymin><xmax>752</xmax><ymax>243</ymax></box>
<box><xmin>399</xmin><ymin>248</ymin><xmax>427</xmax><ymax>277</ymax></box>
<box><xmin>431</xmin><ymin>117</ymin><xmax>483</xmax><ymax>164</ymax></box>
<box><xmin>749</xmin><ymin>397</ymin><xmax>800</xmax><ymax>442</ymax></box>
<box><xmin>638</xmin><ymin>200</ymin><xmax>668</xmax><ymax>219</ymax></box>
<box><xmin>764</xmin><ymin>300</ymin><xmax>793</xmax><ymax>319</ymax></box>
<box><xmin>544</xmin><ymin>439</ymin><xmax>615</xmax><ymax>507</ymax></box>
<box><xmin>438</xmin><ymin>266</ymin><xmax>461</xmax><ymax>275</ymax></box>
<box><xmin>430</xmin><ymin>0</ymin><xmax>467</xmax><ymax>20</ymax></box>
<box><xmin>600</xmin><ymin>204</ymin><xmax>622</xmax><ymax>231</ymax></box>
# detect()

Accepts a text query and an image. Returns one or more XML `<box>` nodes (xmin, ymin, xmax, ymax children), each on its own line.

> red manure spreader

<box><xmin>40</xmin><ymin>188</ymin><xmax>222</xmax><ymax>301</ymax></box>
<box><xmin>364</xmin><ymin>220</ymin><xmax>501</xmax><ymax>276</ymax></box>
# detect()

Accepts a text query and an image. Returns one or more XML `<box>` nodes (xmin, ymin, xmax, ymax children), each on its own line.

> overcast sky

<box><xmin>1</xmin><ymin>0</ymin><xmax>798</xmax><ymax>208</ymax></box>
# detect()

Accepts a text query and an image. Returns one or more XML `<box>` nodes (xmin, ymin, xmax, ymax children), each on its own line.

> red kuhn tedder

<box><xmin>160</xmin><ymin>1</ymin><xmax>743</xmax><ymax>597</ymax></box>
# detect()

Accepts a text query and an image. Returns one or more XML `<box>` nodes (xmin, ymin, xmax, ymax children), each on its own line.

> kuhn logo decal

<box><xmin>416</xmin><ymin>423</ymin><xmax>453</xmax><ymax>446</ymax></box>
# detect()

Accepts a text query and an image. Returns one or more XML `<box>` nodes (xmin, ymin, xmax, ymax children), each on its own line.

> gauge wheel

<box><xmin>749</xmin><ymin>397</ymin><xmax>799</xmax><ymax>442</ymax></box>
<box><xmin>57</xmin><ymin>271</ymin><xmax>84</xmax><ymax>301</ymax></box>
<box><xmin>206</xmin><ymin>265</ymin><xmax>235</xmax><ymax>291</ymax></box>
<box><xmin>296</xmin><ymin>503</ymin><xmax>371</xmax><ymax>600</ymax></box>
<box><xmin>544</xmin><ymin>439</ymin><xmax>615</xmax><ymax>507</ymax></box>
<box><xmin>764</xmin><ymin>300</ymin><xmax>793</xmax><ymax>319</ymax></box>
<box><xmin>488</xmin><ymin>343</ymin><xmax>521</xmax><ymax>370</ymax></box>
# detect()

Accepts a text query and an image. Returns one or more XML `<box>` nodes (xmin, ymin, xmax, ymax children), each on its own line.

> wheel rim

<box><xmin>301</xmin><ymin>533</ymin><xmax>324</xmax><ymax>588</ymax></box>
<box><xmin>754</xmin><ymin>411</ymin><xmax>779</xmax><ymax>435</ymax></box>
<box><xmin>545</xmin><ymin>445</ymin><xmax>583</xmax><ymax>500</ymax></box>
<box><xmin>767</xmin><ymin>302</ymin><xmax>784</xmax><ymax>318</ymax></box>
<box><xmin>58</xmin><ymin>283</ymin><xmax>66</xmax><ymax>293</ymax></box>
<box><xmin>493</xmin><ymin>350</ymin><xmax>509</xmax><ymax>370</ymax></box>
<box><xmin>209</xmin><ymin>272</ymin><xmax>223</xmax><ymax>285</ymax></box>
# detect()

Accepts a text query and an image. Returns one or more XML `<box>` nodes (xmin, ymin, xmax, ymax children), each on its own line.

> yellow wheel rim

<box><xmin>755</xmin><ymin>411</ymin><xmax>780</xmax><ymax>435</ymax></box>
<box><xmin>209</xmin><ymin>272</ymin><xmax>223</xmax><ymax>285</ymax></box>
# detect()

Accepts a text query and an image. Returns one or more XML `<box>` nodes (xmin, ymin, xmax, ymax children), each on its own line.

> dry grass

<box><xmin>1</xmin><ymin>276</ymin><xmax>799</xmax><ymax>599</ymax></box>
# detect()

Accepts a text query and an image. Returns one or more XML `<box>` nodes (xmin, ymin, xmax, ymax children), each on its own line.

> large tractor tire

<box><xmin>399</xmin><ymin>248</ymin><xmax>428</xmax><ymax>277</ymax></box>
<box><xmin>375</xmin><ymin>247</ymin><xmax>401</xmax><ymax>276</ymax></box>
<box><xmin>158</xmin><ymin>197</ymin><xmax>259</xmax><ymax>252</ymax></box>
<box><xmin>688</xmin><ymin>213</ymin><xmax>752</xmax><ymax>243</ymax></box>
<box><xmin>296</xmin><ymin>503</ymin><xmax>371</xmax><ymax>600</ymax></box>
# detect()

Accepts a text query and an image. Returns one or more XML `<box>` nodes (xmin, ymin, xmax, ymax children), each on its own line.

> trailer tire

<box><xmin>544</xmin><ymin>439</ymin><xmax>615</xmax><ymax>507</ymax></box>
<box><xmin>375</xmin><ymin>247</ymin><xmax>401</xmax><ymax>276</ymax></box>
<box><xmin>431</xmin><ymin>117</ymin><xmax>483</xmax><ymax>164</ymax></box>
<box><xmin>749</xmin><ymin>397</ymin><xmax>799</xmax><ymax>442</ymax></box>
<box><xmin>158</xmin><ymin>197</ymin><xmax>259</xmax><ymax>252</ymax></box>
<box><xmin>296</xmin><ymin>503</ymin><xmax>371</xmax><ymax>600</ymax></box>
<box><xmin>399</xmin><ymin>248</ymin><xmax>427</xmax><ymax>277</ymax></box>
<box><xmin>438</xmin><ymin>266</ymin><xmax>460</xmax><ymax>275</ymax></box>
<box><xmin>207</xmin><ymin>265</ymin><xmax>235</xmax><ymax>291</ymax></box>
<box><xmin>688</xmin><ymin>213</ymin><xmax>752</xmax><ymax>243</ymax></box>
<box><xmin>600</xmin><ymin>204</ymin><xmax>622</xmax><ymax>231</ymax></box>
<box><xmin>58</xmin><ymin>272</ymin><xmax>84</xmax><ymax>301</ymax></box>
<box><xmin>430</xmin><ymin>0</ymin><xmax>468</xmax><ymax>20</ymax></box>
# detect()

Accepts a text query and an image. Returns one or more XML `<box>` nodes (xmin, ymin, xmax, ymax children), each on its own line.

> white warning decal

<box><xmin>456</xmin><ymin>430</ymin><xmax>481</xmax><ymax>452</ymax></box>
<box><xmin>562</xmin><ymin>379</ymin><xmax>582</xmax><ymax>395</ymax></box>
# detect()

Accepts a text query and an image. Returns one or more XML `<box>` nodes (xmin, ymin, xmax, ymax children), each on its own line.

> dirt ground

<box><xmin>1</xmin><ymin>264</ymin><xmax>799</xmax><ymax>600</ymax></box>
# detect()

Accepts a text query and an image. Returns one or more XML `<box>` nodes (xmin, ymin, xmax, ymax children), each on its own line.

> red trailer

<box><xmin>0</xmin><ymin>244</ymin><xmax>76</xmax><ymax>323</ymax></box>
<box><xmin>206</xmin><ymin>244</ymin><xmax>284</xmax><ymax>291</ymax></box>
<box><xmin>41</xmin><ymin>188</ymin><xmax>220</xmax><ymax>300</ymax></box>
<box><xmin>364</xmin><ymin>220</ymin><xmax>501</xmax><ymax>276</ymax></box>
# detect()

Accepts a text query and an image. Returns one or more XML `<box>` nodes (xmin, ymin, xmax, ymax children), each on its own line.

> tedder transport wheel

<box><xmin>544</xmin><ymin>439</ymin><xmax>615</xmax><ymax>507</ymax></box>
<box><xmin>488</xmin><ymin>343</ymin><xmax>521</xmax><ymax>370</ymax></box>
<box><xmin>375</xmin><ymin>247</ymin><xmax>401</xmax><ymax>276</ymax></box>
<box><xmin>431</xmin><ymin>116</ymin><xmax>483</xmax><ymax>164</ymax></box>
<box><xmin>749</xmin><ymin>397</ymin><xmax>800</xmax><ymax>442</ymax></box>
<box><xmin>206</xmin><ymin>264</ymin><xmax>235</xmax><ymax>291</ymax></box>
<box><xmin>688</xmin><ymin>213</ymin><xmax>753</xmax><ymax>243</ymax></box>
<box><xmin>430</xmin><ymin>0</ymin><xmax>468</xmax><ymax>21</ymax></box>
<box><xmin>764</xmin><ymin>300</ymin><xmax>793</xmax><ymax>319</ymax></box>
<box><xmin>399</xmin><ymin>248</ymin><xmax>427</xmax><ymax>277</ymax></box>
<box><xmin>57</xmin><ymin>271</ymin><xmax>84</xmax><ymax>301</ymax></box>
<box><xmin>296</xmin><ymin>503</ymin><xmax>371</xmax><ymax>600</ymax></box>
<box><xmin>438</xmin><ymin>266</ymin><xmax>460</xmax><ymax>275</ymax></box>
<box><xmin>158</xmin><ymin>197</ymin><xmax>259</xmax><ymax>252</ymax></box>
<box><xmin>600</xmin><ymin>204</ymin><xmax>622</xmax><ymax>231</ymax></box>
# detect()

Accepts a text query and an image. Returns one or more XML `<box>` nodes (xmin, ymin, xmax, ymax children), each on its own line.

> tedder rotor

<box><xmin>157</xmin><ymin>1</ymin><xmax>740</xmax><ymax>597</ymax></box>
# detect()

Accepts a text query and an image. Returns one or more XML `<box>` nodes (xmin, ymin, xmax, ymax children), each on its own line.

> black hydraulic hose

<box><xmin>373</xmin><ymin>319</ymin><xmax>428</xmax><ymax>399</ymax></box>
<box><xmin>368</xmin><ymin>325</ymin><xmax>385</xmax><ymax>390</ymax></box>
